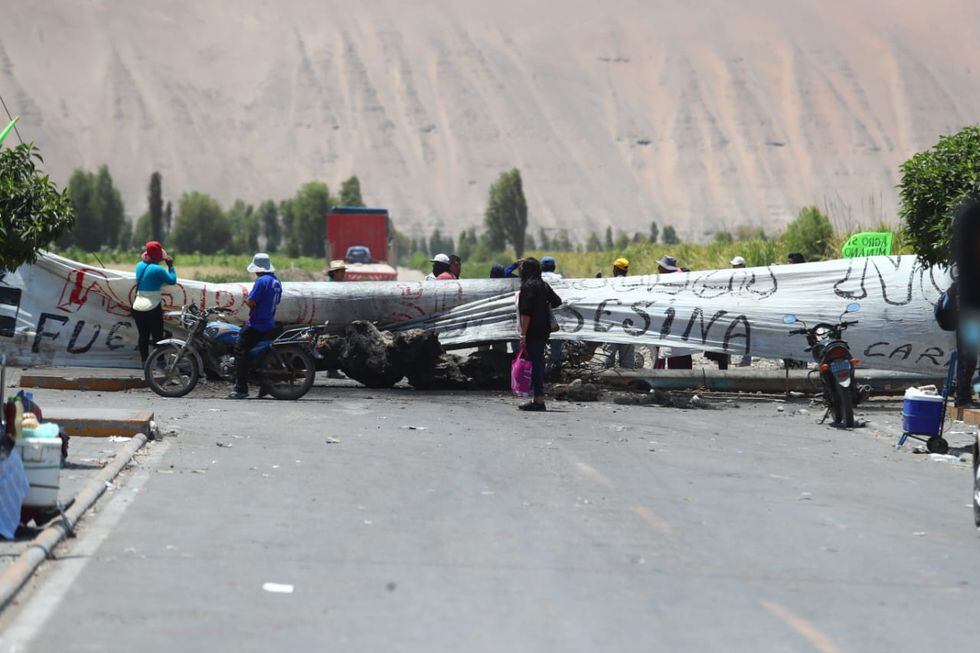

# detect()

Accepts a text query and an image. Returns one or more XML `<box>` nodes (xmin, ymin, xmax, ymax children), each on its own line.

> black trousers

<box><xmin>132</xmin><ymin>304</ymin><xmax>164</xmax><ymax>364</ymax></box>
<box><xmin>234</xmin><ymin>325</ymin><xmax>273</xmax><ymax>393</ymax></box>
<box><xmin>956</xmin><ymin>330</ymin><xmax>978</xmax><ymax>404</ymax></box>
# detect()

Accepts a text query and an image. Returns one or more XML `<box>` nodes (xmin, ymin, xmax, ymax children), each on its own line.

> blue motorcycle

<box><xmin>144</xmin><ymin>304</ymin><xmax>326</xmax><ymax>399</ymax></box>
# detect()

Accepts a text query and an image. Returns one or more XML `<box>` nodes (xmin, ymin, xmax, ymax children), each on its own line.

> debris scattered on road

<box><xmin>929</xmin><ymin>453</ymin><xmax>963</xmax><ymax>464</ymax></box>
<box><xmin>216</xmin><ymin>442</ymin><xmax>233</xmax><ymax>448</ymax></box>
<box><xmin>401</xmin><ymin>425</ymin><xmax>427</xmax><ymax>431</ymax></box>
<box><xmin>554</xmin><ymin>379</ymin><xmax>601</xmax><ymax>402</ymax></box>
<box><xmin>324</xmin><ymin>437</ymin><xmax>340</xmax><ymax>444</ymax></box>
<box><xmin>108</xmin><ymin>436</ymin><xmax>131</xmax><ymax>442</ymax></box>
<box><xmin>262</xmin><ymin>582</ymin><xmax>294</xmax><ymax>594</ymax></box>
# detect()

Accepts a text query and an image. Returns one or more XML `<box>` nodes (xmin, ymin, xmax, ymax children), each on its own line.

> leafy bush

<box><xmin>0</xmin><ymin>143</ymin><xmax>75</xmax><ymax>271</ymax></box>
<box><xmin>899</xmin><ymin>125</ymin><xmax>980</xmax><ymax>267</ymax></box>
<box><xmin>780</xmin><ymin>206</ymin><xmax>833</xmax><ymax>261</ymax></box>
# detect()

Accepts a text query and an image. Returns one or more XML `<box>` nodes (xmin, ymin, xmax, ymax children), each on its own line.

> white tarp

<box><xmin>0</xmin><ymin>252</ymin><xmax>954</xmax><ymax>374</ymax></box>
<box><xmin>0</xmin><ymin>252</ymin><xmax>517</xmax><ymax>368</ymax></box>
<box><xmin>396</xmin><ymin>256</ymin><xmax>955</xmax><ymax>375</ymax></box>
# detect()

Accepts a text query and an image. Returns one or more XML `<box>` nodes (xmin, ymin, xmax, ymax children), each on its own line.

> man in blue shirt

<box><xmin>228</xmin><ymin>253</ymin><xmax>282</xmax><ymax>399</ymax></box>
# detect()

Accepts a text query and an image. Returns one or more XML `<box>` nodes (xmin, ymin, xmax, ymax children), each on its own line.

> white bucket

<box><xmin>14</xmin><ymin>437</ymin><xmax>61</xmax><ymax>507</ymax></box>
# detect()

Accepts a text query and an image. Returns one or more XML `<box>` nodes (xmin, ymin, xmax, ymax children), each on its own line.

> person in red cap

<box><xmin>132</xmin><ymin>241</ymin><xmax>177</xmax><ymax>364</ymax></box>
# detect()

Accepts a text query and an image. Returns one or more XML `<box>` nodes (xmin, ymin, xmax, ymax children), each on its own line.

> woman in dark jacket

<box><xmin>517</xmin><ymin>257</ymin><xmax>562</xmax><ymax>411</ymax></box>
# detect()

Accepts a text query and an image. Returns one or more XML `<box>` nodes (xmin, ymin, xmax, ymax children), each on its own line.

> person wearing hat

<box><xmin>229</xmin><ymin>253</ymin><xmax>283</xmax><ymax>400</ymax></box>
<box><xmin>132</xmin><ymin>241</ymin><xmax>177</xmax><ymax>364</ymax></box>
<box><xmin>730</xmin><ymin>256</ymin><xmax>746</xmax><ymax>269</ymax></box>
<box><xmin>654</xmin><ymin>255</ymin><xmax>695</xmax><ymax>370</ymax></box>
<box><xmin>613</xmin><ymin>258</ymin><xmax>630</xmax><ymax>277</ymax></box>
<box><xmin>327</xmin><ymin>262</ymin><xmax>347</xmax><ymax>282</ymax></box>
<box><xmin>425</xmin><ymin>253</ymin><xmax>451</xmax><ymax>280</ymax></box>
<box><xmin>603</xmin><ymin>257</ymin><xmax>637</xmax><ymax>369</ymax></box>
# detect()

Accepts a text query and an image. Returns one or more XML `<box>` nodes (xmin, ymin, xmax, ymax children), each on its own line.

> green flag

<box><xmin>841</xmin><ymin>232</ymin><xmax>893</xmax><ymax>258</ymax></box>
<box><xmin>0</xmin><ymin>116</ymin><xmax>18</xmax><ymax>146</ymax></box>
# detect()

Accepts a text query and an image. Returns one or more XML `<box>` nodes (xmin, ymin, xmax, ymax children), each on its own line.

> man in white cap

<box><xmin>425</xmin><ymin>253</ymin><xmax>451</xmax><ymax>280</ymax></box>
<box><xmin>229</xmin><ymin>253</ymin><xmax>283</xmax><ymax>399</ymax></box>
<box><xmin>730</xmin><ymin>256</ymin><xmax>746</xmax><ymax>269</ymax></box>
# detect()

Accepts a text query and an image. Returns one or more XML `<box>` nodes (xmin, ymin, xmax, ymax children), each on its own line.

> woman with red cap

<box><xmin>132</xmin><ymin>241</ymin><xmax>177</xmax><ymax>364</ymax></box>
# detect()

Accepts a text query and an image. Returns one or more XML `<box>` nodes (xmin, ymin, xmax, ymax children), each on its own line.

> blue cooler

<box><xmin>902</xmin><ymin>388</ymin><xmax>945</xmax><ymax>436</ymax></box>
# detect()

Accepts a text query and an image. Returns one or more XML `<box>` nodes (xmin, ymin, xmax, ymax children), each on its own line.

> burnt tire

<box><xmin>144</xmin><ymin>344</ymin><xmax>199</xmax><ymax>398</ymax></box>
<box><xmin>261</xmin><ymin>347</ymin><xmax>317</xmax><ymax>400</ymax></box>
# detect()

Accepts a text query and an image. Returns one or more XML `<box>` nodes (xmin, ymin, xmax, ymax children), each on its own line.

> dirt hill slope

<box><xmin>3</xmin><ymin>0</ymin><xmax>979</xmax><ymax>240</ymax></box>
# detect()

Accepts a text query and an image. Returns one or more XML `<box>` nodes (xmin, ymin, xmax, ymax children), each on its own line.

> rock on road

<box><xmin>0</xmin><ymin>383</ymin><xmax>977</xmax><ymax>652</ymax></box>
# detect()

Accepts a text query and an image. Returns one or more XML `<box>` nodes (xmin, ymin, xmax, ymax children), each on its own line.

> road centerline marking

<box><xmin>760</xmin><ymin>600</ymin><xmax>844</xmax><ymax>653</ymax></box>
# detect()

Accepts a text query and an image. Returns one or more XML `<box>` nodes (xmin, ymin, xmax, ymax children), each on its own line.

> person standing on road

<box><xmin>541</xmin><ymin>256</ymin><xmax>564</xmax><ymax>376</ymax></box>
<box><xmin>603</xmin><ymin>258</ymin><xmax>637</xmax><ymax>369</ymax></box>
<box><xmin>132</xmin><ymin>241</ymin><xmax>177</xmax><ymax>365</ymax></box>
<box><xmin>655</xmin><ymin>255</ymin><xmax>695</xmax><ymax>370</ymax></box>
<box><xmin>954</xmin><ymin>202</ymin><xmax>980</xmax><ymax>407</ymax></box>
<box><xmin>517</xmin><ymin>257</ymin><xmax>561</xmax><ymax>412</ymax></box>
<box><xmin>228</xmin><ymin>254</ymin><xmax>283</xmax><ymax>400</ymax></box>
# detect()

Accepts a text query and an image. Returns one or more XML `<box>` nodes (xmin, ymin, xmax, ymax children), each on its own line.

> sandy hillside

<box><xmin>2</xmin><ymin>0</ymin><xmax>980</xmax><ymax>241</ymax></box>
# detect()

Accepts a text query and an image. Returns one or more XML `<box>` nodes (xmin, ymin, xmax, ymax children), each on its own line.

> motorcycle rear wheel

<box><xmin>832</xmin><ymin>382</ymin><xmax>855</xmax><ymax>428</ymax></box>
<box><xmin>145</xmin><ymin>344</ymin><xmax>199</xmax><ymax>398</ymax></box>
<box><xmin>260</xmin><ymin>347</ymin><xmax>316</xmax><ymax>400</ymax></box>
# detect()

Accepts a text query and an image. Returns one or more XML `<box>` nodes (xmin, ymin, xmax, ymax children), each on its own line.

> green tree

<box><xmin>428</xmin><ymin>228</ymin><xmax>454</xmax><ymax>255</ymax></box>
<box><xmin>171</xmin><ymin>192</ymin><xmax>230</xmax><ymax>254</ymax></box>
<box><xmin>585</xmin><ymin>232</ymin><xmax>602</xmax><ymax>252</ymax></box>
<box><xmin>614</xmin><ymin>231</ymin><xmax>630</xmax><ymax>250</ymax></box>
<box><xmin>484</xmin><ymin>168</ymin><xmax>528</xmax><ymax>256</ymax></box>
<box><xmin>148</xmin><ymin>171</ymin><xmax>163</xmax><ymax>241</ymax></box>
<box><xmin>713</xmin><ymin>230</ymin><xmax>734</xmax><ymax>245</ymax></box>
<box><xmin>0</xmin><ymin>143</ymin><xmax>75</xmax><ymax>270</ymax></box>
<box><xmin>781</xmin><ymin>206</ymin><xmax>833</xmax><ymax>261</ymax></box>
<box><xmin>133</xmin><ymin>212</ymin><xmax>153</xmax><ymax>247</ymax></box>
<box><xmin>604</xmin><ymin>226</ymin><xmax>614</xmax><ymax>250</ymax></box>
<box><xmin>227</xmin><ymin>200</ymin><xmax>259</xmax><ymax>254</ymax></box>
<box><xmin>553</xmin><ymin>229</ymin><xmax>573</xmax><ymax>251</ymax></box>
<box><xmin>93</xmin><ymin>166</ymin><xmax>126</xmax><ymax>248</ymax></box>
<box><xmin>62</xmin><ymin>169</ymin><xmax>97</xmax><ymax>249</ymax></box>
<box><xmin>525</xmin><ymin>232</ymin><xmax>537</xmax><ymax>250</ymax></box>
<box><xmin>457</xmin><ymin>228</ymin><xmax>477</xmax><ymax>260</ymax></box>
<box><xmin>538</xmin><ymin>228</ymin><xmax>552</xmax><ymax>250</ymax></box>
<box><xmin>339</xmin><ymin>176</ymin><xmax>365</xmax><ymax>207</ymax></box>
<box><xmin>899</xmin><ymin>125</ymin><xmax>980</xmax><ymax>267</ymax></box>
<box><xmin>281</xmin><ymin>181</ymin><xmax>332</xmax><ymax>257</ymax></box>
<box><xmin>163</xmin><ymin>200</ymin><xmax>173</xmax><ymax>234</ymax></box>
<box><xmin>662</xmin><ymin>225</ymin><xmax>680</xmax><ymax>245</ymax></box>
<box><xmin>649</xmin><ymin>221</ymin><xmax>659</xmax><ymax>243</ymax></box>
<box><xmin>631</xmin><ymin>232</ymin><xmax>647</xmax><ymax>244</ymax></box>
<box><xmin>256</xmin><ymin>200</ymin><xmax>280</xmax><ymax>252</ymax></box>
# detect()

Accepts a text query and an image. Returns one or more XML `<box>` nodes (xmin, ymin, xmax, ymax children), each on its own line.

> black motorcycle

<box><xmin>783</xmin><ymin>303</ymin><xmax>863</xmax><ymax>428</ymax></box>
<box><xmin>144</xmin><ymin>304</ymin><xmax>327</xmax><ymax>400</ymax></box>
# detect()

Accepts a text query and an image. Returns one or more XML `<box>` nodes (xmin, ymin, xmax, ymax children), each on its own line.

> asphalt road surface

<box><xmin>0</xmin><ymin>382</ymin><xmax>977</xmax><ymax>652</ymax></box>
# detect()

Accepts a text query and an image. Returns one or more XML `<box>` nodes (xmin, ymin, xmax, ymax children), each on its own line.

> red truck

<box><xmin>325</xmin><ymin>207</ymin><xmax>398</xmax><ymax>281</ymax></box>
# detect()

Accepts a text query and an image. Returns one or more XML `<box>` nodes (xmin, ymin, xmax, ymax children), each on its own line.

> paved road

<box><xmin>0</xmin><ymin>383</ymin><xmax>977</xmax><ymax>652</ymax></box>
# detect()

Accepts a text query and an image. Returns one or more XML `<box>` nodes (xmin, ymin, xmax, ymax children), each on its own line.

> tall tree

<box><xmin>662</xmin><ymin>225</ymin><xmax>680</xmax><ymax>245</ymax></box>
<box><xmin>538</xmin><ymin>227</ymin><xmax>552</xmax><ymax>250</ymax></box>
<box><xmin>171</xmin><ymin>191</ymin><xmax>230</xmax><ymax>254</ymax></box>
<box><xmin>256</xmin><ymin>200</ymin><xmax>280</xmax><ymax>252</ymax></box>
<box><xmin>163</xmin><ymin>200</ymin><xmax>173</xmax><ymax>235</ymax></box>
<box><xmin>339</xmin><ymin>176</ymin><xmax>365</xmax><ymax>207</ymax></box>
<box><xmin>484</xmin><ymin>168</ymin><xmax>528</xmax><ymax>256</ymax></box>
<box><xmin>649</xmin><ymin>221</ymin><xmax>659</xmax><ymax>244</ymax></box>
<box><xmin>0</xmin><ymin>143</ymin><xmax>75</xmax><ymax>271</ymax></box>
<box><xmin>281</xmin><ymin>181</ymin><xmax>332</xmax><ymax>257</ymax></box>
<box><xmin>94</xmin><ymin>165</ymin><xmax>125</xmax><ymax>248</ymax></box>
<box><xmin>604</xmin><ymin>226</ymin><xmax>614</xmax><ymax>250</ymax></box>
<box><xmin>64</xmin><ymin>169</ymin><xmax>98</xmax><ymax>249</ymax></box>
<box><xmin>585</xmin><ymin>232</ymin><xmax>602</xmax><ymax>252</ymax></box>
<box><xmin>227</xmin><ymin>200</ymin><xmax>259</xmax><ymax>254</ymax></box>
<box><xmin>148</xmin><ymin>171</ymin><xmax>163</xmax><ymax>242</ymax></box>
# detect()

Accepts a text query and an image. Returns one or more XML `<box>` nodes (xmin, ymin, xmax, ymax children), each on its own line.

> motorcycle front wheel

<box><xmin>145</xmin><ymin>344</ymin><xmax>200</xmax><ymax>398</ymax></box>
<box><xmin>260</xmin><ymin>346</ymin><xmax>316</xmax><ymax>400</ymax></box>
<box><xmin>832</xmin><ymin>382</ymin><xmax>855</xmax><ymax>428</ymax></box>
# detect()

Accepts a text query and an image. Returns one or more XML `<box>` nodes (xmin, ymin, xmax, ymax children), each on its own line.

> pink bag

<box><xmin>511</xmin><ymin>348</ymin><xmax>533</xmax><ymax>397</ymax></box>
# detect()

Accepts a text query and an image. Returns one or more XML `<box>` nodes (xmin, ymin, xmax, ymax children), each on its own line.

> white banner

<box><xmin>0</xmin><ymin>253</ymin><xmax>954</xmax><ymax>374</ymax></box>
<box><xmin>398</xmin><ymin>256</ymin><xmax>955</xmax><ymax>374</ymax></box>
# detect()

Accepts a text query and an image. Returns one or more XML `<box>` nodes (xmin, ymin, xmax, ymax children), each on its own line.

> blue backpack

<box><xmin>934</xmin><ymin>282</ymin><xmax>958</xmax><ymax>332</ymax></box>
